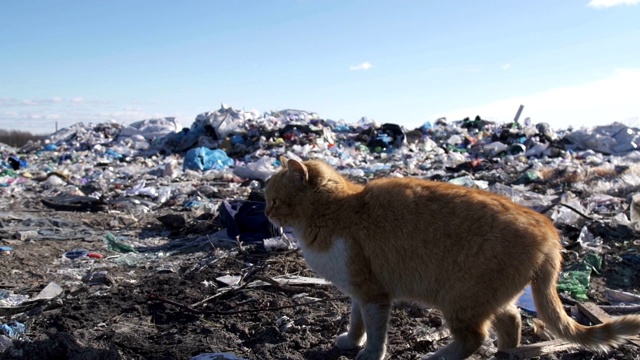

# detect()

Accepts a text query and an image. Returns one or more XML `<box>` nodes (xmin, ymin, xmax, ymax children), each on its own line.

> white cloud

<box><xmin>430</xmin><ymin>68</ymin><xmax>640</xmax><ymax>130</ymax></box>
<box><xmin>108</xmin><ymin>110</ymin><xmax>165</xmax><ymax>122</ymax></box>
<box><xmin>502</xmin><ymin>63</ymin><xmax>512</xmax><ymax>70</ymax></box>
<box><xmin>588</xmin><ymin>0</ymin><xmax>640</xmax><ymax>8</ymax></box>
<box><xmin>18</xmin><ymin>98</ymin><xmax>53</xmax><ymax>106</ymax></box>
<box><xmin>349</xmin><ymin>62</ymin><xmax>374</xmax><ymax>71</ymax></box>
<box><xmin>0</xmin><ymin>97</ymin><xmax>68</xmax><ymax>107</ymax></box>
<box><xmin>0</xmin><ymin>97</ymin><xmax>171</xmax><ymax>133</ymax></box>
<box><xmin>122</xmin><ymin>106</ymin><xmax>144</xmax><ymax>112</ymax></box>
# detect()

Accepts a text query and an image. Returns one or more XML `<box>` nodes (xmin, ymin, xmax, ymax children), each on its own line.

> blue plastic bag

<box><xmin>64</xmin><ymin>248</ymin><xmax>89</xmax><ymax>260</ymax></box>
<box><xmin>184</xmin><ymin>147</ymin><xmax>234</xmax><ymax>171</ymax></box>
<box><xmin>0</xmin><ymin>321</ymin><xmax>26</xmax><ymax>339</ymax></box>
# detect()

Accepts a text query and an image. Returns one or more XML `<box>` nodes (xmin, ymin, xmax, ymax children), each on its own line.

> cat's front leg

<box><xmin>336</xmin><ymin>300</ymin><xmax>366</xmax><ymax>349</ymax></box>
<box><xmin>354</xmin><ymin>301</ymin><xmax>391</xmax><ymax>360</ymax></box>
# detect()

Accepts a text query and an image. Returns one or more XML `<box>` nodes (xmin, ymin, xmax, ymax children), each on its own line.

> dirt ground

<box><xmin>1</xmin><ymin>194</ymin><xmax>640</xmax><ymax>360</ymax></box>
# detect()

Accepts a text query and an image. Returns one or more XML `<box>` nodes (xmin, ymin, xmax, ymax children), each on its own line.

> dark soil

<box><xmin>1</xmin><ymin>202</ymin><xmax>639</xmax><ymax>360</ymax></box>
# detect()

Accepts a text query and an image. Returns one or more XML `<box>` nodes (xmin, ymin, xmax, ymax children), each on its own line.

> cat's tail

<box><xmin>530</xmin><ymin>250</ymin><xmax>640</xmax><ymax>351</ymax></box>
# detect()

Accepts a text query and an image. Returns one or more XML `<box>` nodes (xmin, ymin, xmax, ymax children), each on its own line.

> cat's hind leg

<box><xmin>491</xmin><ymin>302</ymin><xmax>522</xmax><ymax>350</ymax></box>
<box><xmin>424</xmin><ymin>316</ymin><xmax>489</xmax><ymax>360</ymax></box>
<box><xmin>336</xmin><ymin>300</ymin><xmax>366</xmax><ymax>349</ymax></box>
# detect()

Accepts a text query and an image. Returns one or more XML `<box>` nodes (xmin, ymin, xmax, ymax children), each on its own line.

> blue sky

<box><xmin>1</xmin><ymin>0</ymin><xmax>639</xmax><ymax>134</ymax></box>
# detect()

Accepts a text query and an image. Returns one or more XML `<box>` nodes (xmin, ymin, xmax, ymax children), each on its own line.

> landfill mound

<box><xmin>1</xmin><ymin>104</ymin><xmax>640</xmax><ymax>359</ymax></box>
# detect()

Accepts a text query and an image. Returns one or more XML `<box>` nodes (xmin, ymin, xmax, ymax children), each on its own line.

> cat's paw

<box><xmin>354</xmin><ymin>345</ymin><xmax>386</xmax><ymax>360</ymax></box>
<box><xmin>335</xmin><ymin>332</ymin><xmax>364</xmax><ymax>350</ymax></box>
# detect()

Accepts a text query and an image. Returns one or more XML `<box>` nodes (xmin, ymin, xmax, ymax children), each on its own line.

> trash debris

<box><xmin>213</xmin><ymin>274</ymin><xmax>330</xmax><ymax>289</ymax></box>
<box><xmin>82</xmin><ymin>271</ymin><xmax>111</xmax><ymax>286</ymax></box>
<box><xmin>631</xmin><ymin>193</ymin><xmax>640</xmax><ymax>232</ymax></box>
<box><xmin>272</xmin><ymin>275</ymin><xmax>330</xmax><ymax>286</ymax></box>
<box><xmin>32</xmin><ymin>282</ymin><xmax>64</xmax><ymax>301</ymax></box>
<box><xmin>218</xmin><ymin>201</ymin><xmax>281</xmax><ymax>243</ymax></box>
<box><xmin>216</xmin><ymin>275</ymin><xmax>241</xmax><ymax>287</ymax></box>
<box><xmin>103</xmin><ymin>233</ymin><xmax>137</xmax><ymax>253</ymax></box>
<box><xmin>605</xmin><ymin>288</ymin><xmax>640</xmax><ymax>305</ymax></box>
<box><xmin>263</xmin><ymin>235</ymin><xmax>296</xmax><ymax>252</ymax></box>
<box><xmin>111</xmin><ymin>253</ymin><xmax>143</xmax><ymax>267</ymax></box>
<box><xmin>558</xmin><ymin>272</ymin><xmax>591</xmax><ymax>300</ymax></box>
<box><xmin>0</xmin><ymin>282</ymin><xmax>63</xmax><ymax>317</ymax></box>
<box><xmin>64</xmin><ymin>248</ymin><xmax>89</xmax><ymax>260</ymax></box>
<box><xmin>276</xmin><ymin>315</ymin><xmax>295</xmax><ymax>333</ymax></box>
<box><xmin>118</xmin><ymin>117</ymin><xmax>182</xmax><ymax>141</ymax></box>
<box><xmin>448</xmin><ymin>176</ymin><xmax>488</xmax><ymax>189</ymax></box>
<box><xmin>565</xmin><ymin>122</ymin><xmax>640</xmax><ymax>155</ymax></box>
<box><xmin>190</xmin><ymin>353</ymin><xmax>248</xmax><ymax>360</ymax></box>
<box><xmin>41</xmin><ymin>196</ymin><xmax>108</xmax><ymax>212</ymax></box>
<box><xmin>0</xmin><ymin>321</ymin><xmax>25</xmax><ymax>339</ymax></box>
<box><xmin>556</xmin><ymin>253</ymin><xmax>602</xmax><ymax>301</ymax></box>
<box><xmin>516</xmin><ymin>285</ymin><xmax>536</xmax><ymax>313</ymax></box>
<box><xmin>0</xmin><ymin>291</ymin><xmax>29</xmax><ymax>308</ymax></box>
<box><xmin>14</xmin><ymin>230</ymin><xmax>38</xmax><ymax>241</ymax></box>
<box><xmin>233</xmin><ymin>156</ymin><xmax>277</xmax><ymax>181</ymax></box>
<box><xmin>583</xmin><ymin>253</ymin><xmax>603</xmax><ymax>273</ymax></box>
<box><xmin>156</xmin><ymin>214</ymin><xmax>186</xmax><ymax>230</ymax></box>
<box><xmin>0</xmin><ymin>334</ymin><xmax>12</xmax><ymax>352</ymax></box>
<box><xmin>184</xmin><ymin>147</ymin><xmax>234</xmax><ymax>171</ymax></box>
<box><xmin>156</xmin><ymin>263</ymin><xmax>176</xmax><ymax>273</ymax></box>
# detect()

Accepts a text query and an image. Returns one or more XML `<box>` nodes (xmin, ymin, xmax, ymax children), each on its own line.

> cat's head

<box><xmin>264</xmin><ymin>157</ymin><xmax>348</xmax><ymax>227</ymax></box>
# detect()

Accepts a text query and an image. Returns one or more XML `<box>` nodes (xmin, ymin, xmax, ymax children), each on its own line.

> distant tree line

<box><xmin>0</xmin><ymin>129</ymin><xmax>43</xmax><ymax>148</ymax></box>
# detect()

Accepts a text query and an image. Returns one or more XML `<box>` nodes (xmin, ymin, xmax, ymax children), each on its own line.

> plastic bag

<box><xmin>184</xmin><ymin>147</ymin><xmax>234</xmax><ymax>171</ymax></box>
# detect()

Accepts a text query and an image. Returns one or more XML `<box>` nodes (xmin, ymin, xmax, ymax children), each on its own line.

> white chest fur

<box><xmin>300</xmin><ymin>238</ymin><xmax>352</xmax><ymax>294</ymax></box>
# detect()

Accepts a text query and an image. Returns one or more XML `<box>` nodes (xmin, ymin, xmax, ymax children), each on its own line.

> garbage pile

<box><xmin>0</xmin><ymin>105</ymin><xmax>640</xmax><ymax>195</ymax></box>
<box><xmin>1</xmin><ymin>104</ymin><xmax>640</xmax><ymax>357</ymax></box>
<box><xmin>2</xmin><ymin>105</ymin><xmax>640</xmax><ymax>237</ymax></box>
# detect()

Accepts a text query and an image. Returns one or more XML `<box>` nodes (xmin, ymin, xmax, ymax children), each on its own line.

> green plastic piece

<box><xmin>103</xmin><ymin>233</ymin><xmax>137</xmax><ymax>253</ymax></box>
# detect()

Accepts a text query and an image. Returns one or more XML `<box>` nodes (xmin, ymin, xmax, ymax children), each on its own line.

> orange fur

<box><xmin>264</xmin><ymin>158</ymin><xmax>640</xmax><ymax>360</ymax></box>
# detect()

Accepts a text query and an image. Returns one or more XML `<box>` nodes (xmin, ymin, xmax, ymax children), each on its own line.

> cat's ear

<box><xmin>286</xmin><ymin>159</ymin><xmax>308</xmax><ymax>185</ymax></box>
<box><xmin>279</xmin><ymin>156</ymin><xmax>289</xmax><ymax>169</ymax></box>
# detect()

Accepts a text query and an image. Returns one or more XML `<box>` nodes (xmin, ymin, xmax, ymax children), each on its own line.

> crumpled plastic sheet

<box><xmin>0</xmin><ymin>334</ymin><xmax>13</xmax><ymax>352</ymax></box>
<box><xmin>126</xmin><ymin>180</ymin><xmax>159</xmax><ymax>198</ymax></box>
<box><xmin>117</xmin><ymin>117</ymin><xmax>182</xmax><ymax>141</ymax></box>
<box><xmin>577</xmin><ymin>226</ymin><xmax>607</xmax><ymax>253</ymax></box>
<box><xmin>565</xmin><ymin>122</ymin><xmax>640</xmax><ymax>155</ymax></box>
<box><xmin>184</xmin><ymin>147</ymin><xmax>234</xmax><ymax>171</ymax></box>
<box><xmin>232</xmin><ymin>156</ymin><xmax>277</xmax><ymax>181</ymax></box>
<box><xmin>0</xmin><ymin>322</ymin><xmax>26</xmax><ymax>340</ymax></box>
<box><xmin>549</xmin><ymin>193</ymin><xmax>589</xmax><ymax>227</ymax></box>
<box><xmin>0</xmin><ymin>290</ymin><xmax>29</xmax><ymax>307</ymax></box>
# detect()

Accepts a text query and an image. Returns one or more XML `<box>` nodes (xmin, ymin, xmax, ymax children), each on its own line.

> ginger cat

<box><xmin>264</xmin><ymin>158</ymin><xmax>640</xmax><ymax>360</ymax></box>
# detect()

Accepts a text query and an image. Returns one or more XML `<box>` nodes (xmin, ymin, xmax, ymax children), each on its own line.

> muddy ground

<box><xmin>1</xmin><ymin>193</ymin><xmax>640</xmax><ymax>360</ymax></box>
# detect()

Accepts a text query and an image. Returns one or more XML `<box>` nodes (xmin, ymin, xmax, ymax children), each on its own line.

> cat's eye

<box><xmin>271</xmin><ymin>199</ymin><xmax>279</xmax><ymax>207</ymax></box>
